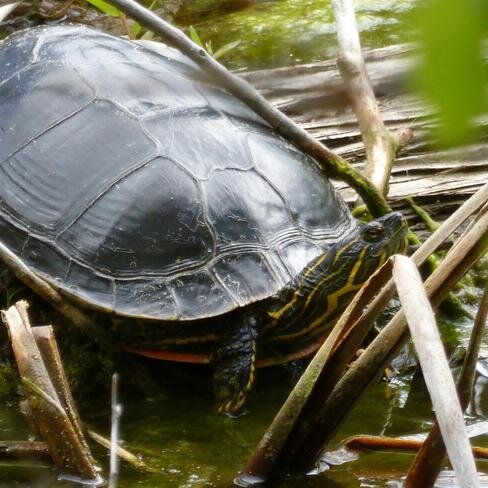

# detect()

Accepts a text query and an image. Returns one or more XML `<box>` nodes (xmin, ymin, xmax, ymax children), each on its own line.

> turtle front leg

<box><xmin>211</xmin><ymin>315</ymin><xmax>259</xmax><ymax>414</ymax></box>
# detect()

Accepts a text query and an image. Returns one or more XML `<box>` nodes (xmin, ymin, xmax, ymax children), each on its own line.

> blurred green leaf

<box><xmin>189</xmin><ymin>25</ymin><xmax>204</xmax><ymax>48</ymax></box>
<box><xmin>205</xmin><ymin>40</ymin><xmax>214</xmax><ymax>56</ymax></box>
<box><xmin>413</xmin><ymin>0</ymin><xmax>488</xmax><ymax>147</ymax></box>
<box><xmin>213</xmin><ymin>40</ymin><xmax>241</xmax><ymax>60</ymax></box>
<box><xmin>86</xmin><ymin>0</ymin><xmax>122</xmax><ymax>17</ymax></box>
<box><xmin>130</xmin><ymin>22</ymin><xmax>142</xmax><ymax>39</ymax></box>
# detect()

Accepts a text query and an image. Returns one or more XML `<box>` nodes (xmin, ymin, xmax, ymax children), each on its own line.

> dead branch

<box><xmin>405</xmin><ymin>284</ymin><xmax>488</xmax><ymax>487</ymax></box>
<box><xmin>1</xmin><ymin>302</ymin><xmax>99</xmax><ymax>480</ymax></box>
<box><xmin>243</xmin><ymin>183</ymin><xmax>488</xmax><ymax>480</ymax></box>
<box><xmin>332</xmin><ymin>0</ymin><xmax>412</xmax><ymax>195</ymax></box>
<box><xmin>394</xmin><ymin>255</ymin><xmax>478</xmax><ymax>487</ymax></box>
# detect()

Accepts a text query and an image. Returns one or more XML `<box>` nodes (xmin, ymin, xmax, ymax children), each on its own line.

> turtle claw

<box><xmin>216</xmin><ymin>387</ymin><xmax>249</xmax><ymax>415</ymax></box>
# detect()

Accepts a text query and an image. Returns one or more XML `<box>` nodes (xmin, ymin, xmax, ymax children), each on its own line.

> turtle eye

<box><xmin>363</xmin><ymin>223</ymin><xmax>384</xmax><ymax>242</ymax></box>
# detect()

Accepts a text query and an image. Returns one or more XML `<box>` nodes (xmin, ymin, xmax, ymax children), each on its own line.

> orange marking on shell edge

<box><xmin>124</xmin><ymin>346</ymin><xmax>211</xmax><ymax>364</ymax></box>
<box><xmin>125</xmin><ymin>337</ymin><xmax>325</xmax><ymax>368</ymax></box>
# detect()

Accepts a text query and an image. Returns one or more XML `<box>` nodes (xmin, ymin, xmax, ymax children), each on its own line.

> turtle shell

<box><xmin>0</xmin><ymin>25</ymin><xmax>356</xmax><ymax>321</ymax></box>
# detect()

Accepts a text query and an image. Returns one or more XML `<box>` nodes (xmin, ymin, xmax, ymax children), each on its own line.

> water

<box><xmin>1</xmin><ymin>334</ymin><xmax>487</xmax><ymax>488</ymax></box>
<box><xmin>174</xmin><ymin>0</ymin><xmax>419</xmax><ymax>70</ymax></box>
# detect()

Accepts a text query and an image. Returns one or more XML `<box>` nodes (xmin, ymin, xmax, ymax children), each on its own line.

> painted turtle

<box><xmin>0</xmin><ymin>25</ymin><xmax>407</xmax><ymax>413</ymax></box>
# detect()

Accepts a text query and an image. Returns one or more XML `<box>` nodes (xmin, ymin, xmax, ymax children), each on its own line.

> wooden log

<box><xmin>1</xmin><ymin>301</ymin><xmax>99</xmax><ymax>480</ymax></box>
<box><xmin>32</xmin><ymin>326</ymin><xmax>95</xmax><ymax>465</ymax></box>
<box><xmin>0</xmin><ymin>441</ymin><xmax>50</xmax><ymax>462</ymax></box>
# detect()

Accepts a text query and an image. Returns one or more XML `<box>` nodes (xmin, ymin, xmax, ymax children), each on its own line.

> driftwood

<box><xmin>241</xmin><ymin>46</ymin><xmax>487</xmax><ymax>221</ymax></box>
<box><xmin>1</xmin><ymin>302</ymin><xmax>99</xmax><ymax>480</ymax></box>
<box><xmin>332</xmin><ymin>0</ymin><xmax>411</xmax><ymax>195</ymax></box>
<box><xmin>244</xmin><ymin>185</ymin><xmax>488</xmax><ymax>479</ymax></box>
<box><xmin>406</xmin><ymin>284</ymin><xmax>488</xmax><ymax>487</ymax></box>
<box><xmin>393</xmin><ymin>255</ymin><xmax>478</xmax><ymax>488</ymax></box>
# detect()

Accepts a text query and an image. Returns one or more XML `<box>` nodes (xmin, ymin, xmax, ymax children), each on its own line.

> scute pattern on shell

<box><xmin>0</xmin><ymin>25</ymin><xmax>356</xmax><ymax>321</ymax></box>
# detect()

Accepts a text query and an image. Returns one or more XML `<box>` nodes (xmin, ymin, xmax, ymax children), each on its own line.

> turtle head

<box><xmin>329</xmin><ymin>211</ymin><xmax>408</xmax><ymax>287</ymax></box>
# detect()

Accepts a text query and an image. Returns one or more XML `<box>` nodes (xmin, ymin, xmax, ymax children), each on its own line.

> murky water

<box><xmin>1</xmin><ymin>0</ymin><xmax>487</xmax><ymax>487</ymax></box>
<box><xmin>1</xmin><ymin>306</ymin><xmax>488</xmax><ymax>488</ymax></box>
<box><xmin>175</xmin><ymin>0</ymin><xmax>419</xmax><ymax>70</ymax></box>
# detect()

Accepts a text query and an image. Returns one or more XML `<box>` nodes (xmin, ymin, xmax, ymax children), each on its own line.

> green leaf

<box><xmin>86</xmin><ymin>0</ymin><xmax>122</xmax><ymax>17</ymax></box>
<box><xmin>130</xmin><ymin>22</ymin><xmax>142</xmax><ymax>39</ymax></box>
<box><xmin>189</xmin><ymin>25</ymin><xmax>204</xmax><ymax>48</ymax></box>
<box><xmin>213</xmin><ymin>40</ymin><xmax>241</xmax><ymax>60</ymax></box>
<box><xmin>413</xmin><ymin>0</ymin><xmax>488</xmax><ymax>146</ymax></box>
<box><xmin>205</xmin><ymin>40</ymin><xmax>213</xmax><ymax>56</ymax></box>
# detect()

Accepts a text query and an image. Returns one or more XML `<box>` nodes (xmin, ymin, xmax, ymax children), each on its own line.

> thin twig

<box><xmin>88</xmin><ymin>430</ymin><xmax>156</xmax><ymax>473</ymax></box>
<box><xmin>109</xmin><ymin>373</ymin><xmax>122</xmax><ymax>488</ymax></box>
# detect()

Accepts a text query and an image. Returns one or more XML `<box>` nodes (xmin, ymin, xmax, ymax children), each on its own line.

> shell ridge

<box><xmin>194</xmin><ymin>178</ymin><xmax>217</xmax><ymax>263</ymax></box>
<box><xmin>54</xmin><ymin>153</ymin><xmax>159</xmax><ymax>239</ymax></box>
<box><xmin>248</xmin><ymin>147</ymin><xmax>301</xmax><ymax>231</ymax></box>
<box><xmin>1</xmin><ymin>97</ymin><xmax>96</xmax><ymax>166</ymax></box>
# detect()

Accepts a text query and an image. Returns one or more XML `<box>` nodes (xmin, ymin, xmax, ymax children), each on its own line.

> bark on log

<box><xmin>1</xmin><ymin>302</ymin><xmax>99</xmax><ymax>480</ymax></box>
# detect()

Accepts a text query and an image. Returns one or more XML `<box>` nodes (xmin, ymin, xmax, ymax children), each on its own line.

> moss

<box><xmin>176</xmin><ymin>0</ymin><xmax>419</xmax><ymax>70</ymax></box>
<box><xmin>0</xmin><ymin>362</ymin><xmax>20</xmax><ymax>399</ymax></box>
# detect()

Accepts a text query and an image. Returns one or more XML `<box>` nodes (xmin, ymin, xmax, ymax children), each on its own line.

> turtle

<box><xmin>0</xmin><ymin>25</ymin><xmax>408</xmax><ymax>413</ymax></box>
